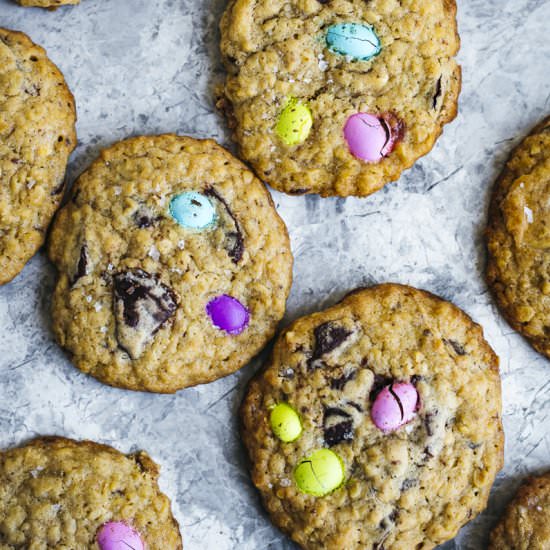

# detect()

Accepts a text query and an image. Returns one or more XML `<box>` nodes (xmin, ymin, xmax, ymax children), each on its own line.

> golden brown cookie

<box><xmin>241</xmin><ymin>284</ymin><xmax>503</xmax><ymax>550</ymax></box>
<box><xmin>218</xmin><ymin>0</ymin><xmax>461</xmax><ymax>197</ymax></box>
<box><xmin>48</xmin><ymin>135</ymin><xmax>293</xmax><ymax>393</ymax></box>
<box><xmin>0</xmin><ymin>437</ymin><xmax>182</xmax><ymax>549</ymax></box>
<box><xmin>15</xmin><ymin>0</ymin><xmax>79</xmax><ymax>8</ymax></box>
<box><xmin>0</xmin><ymin>28</ymin><xmax>76</xmax><ymax>285</ymax></box>
<box><xmin>486</xmin><ymin>116</ymin><xmax>550</xmax><ymax>359</ymax></box>
<box><xmin>489</xmin><ymin>472</ymin><xmax>550</xmax><ymax>550</ymax></box>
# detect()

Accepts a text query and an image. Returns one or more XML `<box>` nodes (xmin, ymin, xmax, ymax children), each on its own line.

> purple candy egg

<box><xmin>97</xmin><ymin>521</ymin><xmax>144</xmax><ymax>550</ymax></box>
<box><xmin>343</xmin><ymin>113</ymin><xmax>396</xmax><ymax>162</ymax></box>
<box><xmin>371</xmin><ymin>382</ymin><xmax>419</xmax><ymax>433</ymax></box>
<box><xmin>206</xmin><ymin>294</ymin><xmax>249</xmax><ymax>335</ymax></box>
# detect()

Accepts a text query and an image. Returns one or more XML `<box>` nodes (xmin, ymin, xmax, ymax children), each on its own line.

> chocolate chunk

<box><xmin>205</xmin><ymin>187</ymin><xmax>244</xmax><ymax>263</ymax></box>
<box><xmin>113</xmin><ymin>269</ymin><xmax>178</xmax><ymax>359</ymax></box>
<box><xmin>133</xmin><ymin>206</ymin><xmax>161</xmax><ymax>228</ymax></box>
<box><xmin>432</xmin><ymin>76</ymin><xmax>442</xmax><ymax>109</ymax></box>
<box><xmin>71</xmin><ymin>244</ymin><xmax>90</xmax><ymax>285</ymax></box>
<box><xmin>401</xmin><ymin>478</ymin><xmax>417</xmax><ymax>491</ymax></box>
<box><xmin>307</xmin><ymin>322</ymin><xmax>353</xmax><ymax>370</ymax></box>
<box><xmin>323</xmin><ymin>407</ymin><xmax>354</xmax><ymax>446</ymax></box>
<box><xmin>424</xmin><ymin>410</ymin><xmax>439</xmax><ymax>437</ymax></box>
<box><xmin>330</xmin><ymin>369</ymin><xmax>356</xmax><ymax>390</ymax></box>
<box><xmin>314</xmin><ymin>322</ymin><xmax>352</xmax><ymax>356</ymax></box>
<box><xmin>444</xmin><ymin>338</ymin><xmax>466</xmax><ymax>355</ymax></box>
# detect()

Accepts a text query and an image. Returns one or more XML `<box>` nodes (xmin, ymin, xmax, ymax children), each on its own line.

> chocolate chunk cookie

<box><xmin>48</xmin><ymin>135</ymin><xmax>293</xmax><ymax>393</ymax></box>
<box><xmin>15</xmin><ymin>0</ymin><xmax>79</xmax><ymax>8</ymax></box>
<box><xmin>489</xmin><ymin>472</ymin><xmax>550</xmax><ymax>550</ymax></box>
<box><xmin>219</xmin><ymin>0</ymin><xmax>461</xmax><ymax>197</ymax></box>
<box><xmin>241</xmin><ymin>284</ymin><xmax>503</xmax><ymax>550</ymax></box>
<box><xmin>0</xmin><ymin>437</ymin><xmax>182</xmax><ymax>549</ymax></box>
<box><xmin>486</xmin><ymin>116</ymin><xmax>550</xmax><ymax>359</ymax></box>
<box><xmin>0</xmin><ymin>28</ymin><xmax>76</xmax><ymax>285</ymax></box>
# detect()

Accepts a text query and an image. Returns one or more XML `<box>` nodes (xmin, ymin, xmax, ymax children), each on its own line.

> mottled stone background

<box><xmin>0</xmin><ymin>1</ymin><xmax>549</xmax><ymax>548</ymax></box>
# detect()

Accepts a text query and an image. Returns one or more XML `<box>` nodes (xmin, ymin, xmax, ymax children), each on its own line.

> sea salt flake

<box><xmin>85</xmin><ymin>295</ymin><xmax>92</xmax><ymax>303</ymax></box>
<box><xmin>148</xmin><ymin>245</ymin><xmax>160</xmax><ymax>261</ymax></box>
<box><xmin>30</xmin><ymin>466</ymin><xmax>44</xmax><ymax>478</ymax></box>
<box><xmin>279</xmin><ymin>478</ymin><xmax>291</xmax><ymax>487</ymax></box>
<box><xmin>318</xmin><ymin>54</ymin><xmax>329</xmax><ymax>71</ymax></box>
<box><xmin>114</xmin><ymin>186</ymin><xmax>122</xmax><ymax>196</ymax></box>
<box><xmin>177</xmin><ymin>240</ymin><xmax>185</xmax><ymax>250</ymax></box>
<box><xmin>94</xmin><ymin>302</ymin><xmax>103</xmax><ymax>312</ymax></box>
<box><xmin>100</xmin><ymin>326</ymin><xmax>108</xmax><ymax>334</ymax></box>
<box><xmin>524</xmin><ymin>206</ymin><xmax>534</xmax><ymax>223</ymax></box>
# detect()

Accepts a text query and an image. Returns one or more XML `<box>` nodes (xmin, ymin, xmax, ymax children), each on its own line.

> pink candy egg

<box><xmin>371</xmin><ymin>382</ymin><xmax>419</xmax><ymax>433</ymax></box>
<box><xmin>97</xmin><ymin>521</ymin><xmax>145</xmax><ymax>550</ymax></box>
<box><xmin>343</xmin><ymin>113</ymin><xmax>398</xmax><ymax>162</ymax></box>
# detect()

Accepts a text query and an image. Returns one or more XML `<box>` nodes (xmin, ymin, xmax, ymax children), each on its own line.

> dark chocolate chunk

<box><xmin>113</xmin><ymin>269</ymin><xmax>178</xmax><ymax>359</ymax></box>
<box><xmin>401</xmin><ymin>478</ymin><xmax>417</xmax><ymax>491</ymax></box>
<box><xmin>444</xmin><ymin>338</ymin><xmax>466</xmax><ymax>355</ymax></box>
<box><xmin>205</xmin><ymin>187</ymin><xmax>244</xmax><ymax>263</ymax></box>
<box><xmin>133</xmin><ymin>206</ymin><xmax>161</xmax><ymax>228</ymax></box>
<box><xmin>432</xmin><ymin>76</ymin><xmax>442</xmax><ymax>109</ymax></box>
<box><xmin>424</xmin><ymin>410</ymin><xmax>439</xmax><ymax>437</ymax></box>
<box><xmin>314</xmin><ymin>322</ymin><xmax>352</xmax><ymax>357</ymax></box>
<box><xmin>71</xmin><ymin>244</ymin><xmax>90</xmax><ymax>285</ymax></box>
<box><xmin>323</xmin><ymin>407</ymin><xmax>354</xmax><ymax>446</ymax></box>
<box><xmin>330</xmin><ymin>369</ymin><xmax>357</xmax><ymax>390</ymax></box>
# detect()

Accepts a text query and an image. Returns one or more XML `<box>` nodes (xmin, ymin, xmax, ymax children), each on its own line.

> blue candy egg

<box><xmin>169</xmin><ymin>191</ymin><xmax>217</xmax><ymax>230</ymax></box>
<box><xmin>326</xmin><ymin>23</ymin><xmax>381</xmax><ymax>61</ymax></box>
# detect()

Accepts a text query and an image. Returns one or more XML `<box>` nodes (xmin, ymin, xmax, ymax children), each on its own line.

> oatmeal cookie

<box><xmin>219</xmin><ymin>0</ymin><xmax>461</xmax><ymax>197</ymax></box>
<box><xmin>241</xmin><ymin>284</ymin><xmax>503</xmax><ymax>549</ymax></box>
<box><xmin>48</xmin><ymin>135</ymin><xmax>293</xmax><ymax>393</ymax></box>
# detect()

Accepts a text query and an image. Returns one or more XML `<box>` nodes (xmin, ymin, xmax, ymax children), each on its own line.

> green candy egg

<box><xmin>275</xmin><ymin>98</ymin><xmax>313</xmax><ymax>146</ymax></box>
<box><xmin>270</xmin><ymin>403</ymin><xmax>302</xmax><ymax>442</ymax></box>
<box><xmin>294</xmin><ymin>449</ymin><xmax>345</xmax><ymax>497</ymax></box>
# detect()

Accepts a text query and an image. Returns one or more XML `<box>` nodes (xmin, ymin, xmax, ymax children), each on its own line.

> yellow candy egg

<box><xmin>275</xmin><ymin>98</ymin><xmax>313</xmax><ymax>146</ymax></box>
<box><xmin>270</xmin><ymin>403</ymin><xmax>303</xmax><ymax>443</ymax></box>
<box><xmin>294</xmin><ymin>449</ymin><xmax>345</xmax><ymax>497</ymax></box>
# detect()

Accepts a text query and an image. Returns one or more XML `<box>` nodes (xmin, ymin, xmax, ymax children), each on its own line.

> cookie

<box><xmin>489</xmin><ymin>472</ymin><xmax>550</xmax><ymax>550</ymax></box>
<box><xmin>48</xmin><ymin>135</ymin><xmax>293</xmax><ymax>393</ymax></box>
<box><xmin>241</xmin><ymin>284</ymin><xmax>503</xmax><ymax>550</ymax></box>
<box><xmin>486</xmin><ymin>116</ymin><xmax>550</xmax><ymax>359</ymax></box>
<box><xmin>218</xmin><ymin>0</ymin><xmax>461</xmax><ymax>197</ymax></box>
<box><xmin>0</xmin><ymin>437</ymin><xmax>182</xmax><ymax>549</ymax></box>
<box><xmin>15</xmin><ymin>0</ymin><xmax>79</xmax><ymax>8</ymax></box>
<box><xmin>0</xmin><ymin>28</ymin><xmax>76</xmax><ymax>285</ymax></box>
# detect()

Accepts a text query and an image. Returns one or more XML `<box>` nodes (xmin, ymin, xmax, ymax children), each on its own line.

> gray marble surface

<box><xmin>0</xmin><ymin>0</ymin><xmax>549</xmax><ymax>548</ymax></box>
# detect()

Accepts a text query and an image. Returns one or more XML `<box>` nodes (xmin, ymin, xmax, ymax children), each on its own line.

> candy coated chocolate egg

<box><xmin>97</xmin><ymin>521</ymin><xmax>144</xmax><ymax>550</ymax></box>
<box><xmin>344</xmin><ymin>113</ymin><xmax>395</xmax><ymax>162</ymax></box>
<box><xmin>270</xmin><ymin>403</ymin><xmax>303</xmax><ymax>442</ymax></box>
<box><xmin>294</xmin><ymin>449</ymin><xmax>345</xmax><ymax>496</ymax></box>
<box><xmin>371</xmin><ymin>382</ymin><xmax>419</xmax><ymax>433</ymax></box>
<box><xmin>276</xmin><ymin>98</ymin><xmax>313</xmax><ymax>146</ymax></box>
<box><xmin>169</xmin><ymin>191</ymin><xmax>216</xmax><ymax>230</ymax></box>
<box><xmin>206</xmin><ymin>294</ymin><xmax>249</xmax><ymax>335</ymax></box>
<box><xmin>326</xmin><ymin>23</ymin><xmax>381</xmax><ymax>61</ymax></box>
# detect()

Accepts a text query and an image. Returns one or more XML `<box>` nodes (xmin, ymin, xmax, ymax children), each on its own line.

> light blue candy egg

<box><xmin>326</xmin><ymin>23</ymin><xmax>381</xmax><ymax>61</ymax></box>
<box><xmin>169</xmin><ymin>191</ymin><xmax>217</xmax><ymax>230</ymax></box>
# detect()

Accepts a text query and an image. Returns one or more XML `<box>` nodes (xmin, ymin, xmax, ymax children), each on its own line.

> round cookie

<box><xmin>0</xmin><ymin>437</ymin><xmax>182</xmax><ymax>549</ymax></box>
<box><xmin>48</xmin><ymin>135</ymin><xmax>293</xmax><ymax>393</ymax></box>
<box><xmin>486</xmin><ymin>116</ymin><xmax>550</xmax><ymax>359</ymax></box>
<box><xmin>218</xmin><ymin>0</ymin><xmax>461</xmax><ymax>197</ymax></box>
<box><xmin>489</xmin><ymin>472</ymin><xmax>550</xmax><ymax>550</ymax></box>
<box><xmin>241</xmin><ymin>284</ymin><xmax>503</xmax><ymax>550</ymax></box>
<box><xmin>15</xmin><ymin>0</ymin><xmax>79</xmax><ymax>7</ymax></box>
<box><xmin>0</xmin><ymin>28</ymin><xmax>76</xmax><ymax>285</ymax></box>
